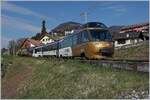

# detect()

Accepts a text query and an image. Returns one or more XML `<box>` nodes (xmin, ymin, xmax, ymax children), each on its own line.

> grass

<box><xmin>1</xmin><ymin>55</ymin><xmax>149</xmax><ymax>99</ymax></box>
<box><xmin>114</xmin><ymin>41</ymin><xmax>149</xmax><ymax>60</ymax></box>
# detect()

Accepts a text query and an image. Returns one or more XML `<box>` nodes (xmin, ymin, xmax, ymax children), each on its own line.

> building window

<box><xmin>118</xmin><ymin>39</ymin><xmax>126</xmax><ymax>44</ymax></box>
<box><xmin>126</xmin><ymin>34</ymin><xmax>129</xmax><ymax>37</ymax></box>
<box><xmin>134</xmin><ymin>39</ymin><xmax>137</xmax><ymax>43</ymax></box>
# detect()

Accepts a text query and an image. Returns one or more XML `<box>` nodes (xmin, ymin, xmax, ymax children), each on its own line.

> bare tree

<box><xmin>8</xmin><ymin>40</ymin><xmax>17</xmax><ymax>55</ymax></box>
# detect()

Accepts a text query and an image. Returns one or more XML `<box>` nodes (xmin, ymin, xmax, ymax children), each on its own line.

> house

<box><xmin>113</xmin><ymin>32</ymin><xmax>146</xmax><ymax>48</ymax></box>
<box><xmin>31</xmin><ymin>20</ymin><xmax>55</xmax><ymax>44</ymax></box>
<box><xmin>39</xmin><ymin>20</ymin><xmax>54</xmax><ymax>44</ymax></box>
<box><xmin>18</xmin><ymin>38</ymin><xmax>43</xmax><ymax>56</ymax></box>
<box><xmin>120</xmin><ymin>22</ymin><xmax>149</xmax><ymax>33</ymax></box>
<box><xmin>39</xmin><ymin>34</ymin><xmax>54</xmax><ymax>44</ymax></box>
<box><xmin>64</xmin><ymin>30</ymin><xmax>74</xmax><ymax>35</ymax></box>
<box><xmin>20</xmin><ymin>38</ymin><xmax>43</xmax><ymax>49</ymax></box>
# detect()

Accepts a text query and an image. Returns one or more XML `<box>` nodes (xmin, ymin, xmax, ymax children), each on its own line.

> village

<box><xmin>1</xmin><ymin>20</ymin><xmax>149</xmax><ymax>55</ymax></box>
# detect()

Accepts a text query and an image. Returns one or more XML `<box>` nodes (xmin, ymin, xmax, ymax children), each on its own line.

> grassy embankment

<box><xmin>1</xmin><ymin>55</ymin><xmax>149</xmax><ymax>99</ymax></box>
<box><xmin>114</xmin><ymin>41</ymin><xmax>149</xmax><ymax>60</ymax></box>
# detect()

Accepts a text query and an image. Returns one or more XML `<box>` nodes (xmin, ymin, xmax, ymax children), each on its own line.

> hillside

<box><xmin>50</xmin><ymin>21</ymin><xmax>82</xmax><ymax>35</ymax></box>
<box><xmin>2</xmin><ymin>55</ymin><xmax>149</xmax><ymax>99</ymax></box>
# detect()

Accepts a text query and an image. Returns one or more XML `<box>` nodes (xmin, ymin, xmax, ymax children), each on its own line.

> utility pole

<box><xmin>80</xmin><ymin>12</ymin><xmax>88</xmax><ymax>23</ymax></box>
<box><xmin>84</xmin><ymin>12</ymin><xmax>87</xmax><ymax>23</ymax></box>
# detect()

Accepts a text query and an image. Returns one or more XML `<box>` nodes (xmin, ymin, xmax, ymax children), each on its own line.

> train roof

<box><xmin>82</xmin><ymin>22</ymin><xmax>108</xmax><ymax>29</ymax></box>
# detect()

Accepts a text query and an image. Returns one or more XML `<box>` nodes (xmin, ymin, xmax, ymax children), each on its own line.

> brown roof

<box><xmin>29</xmin><ymin>39</ymin><xmax>43</xmax><ymax>46</ymax></box>
<box><xmin>121</xmin><ymin>22</ymin><xmax>149</xmax><ymax>30</ymax></box>
<box><xmin>39</xmin><ymin>33</ymin><xmax>55</xmax><ymax>40</ymax></box>
<box><xmin>20</xmin><ymin>38</ymin><xmax>43</xmax><ymax>49</ymax></box>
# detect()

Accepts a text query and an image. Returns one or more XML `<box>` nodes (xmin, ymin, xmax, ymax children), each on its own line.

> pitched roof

<box><xmin>113</xmin><ymin>32</ymin><xmax>141</xmax><ymax>40</ymax></box>
<box><xmin>39</xmin><ymin>34</ymin><xmax>55</xmax><ymax>40</ymax></box>
<box><xmin>28</xmin><ymin>39</ymin><xmax>43</xmax><ymax>46</ymax></box>
<box><xmin>20</xmin><ymin>38</ymin><xmax>43</xmax><ymax>49</ymax></box>
<box><xmin>121</xmin><ymin>22</ymin><xmax>149</xmax><ymax>30</ymax></box>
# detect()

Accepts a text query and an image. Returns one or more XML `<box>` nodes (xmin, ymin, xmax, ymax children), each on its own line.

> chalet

<box><xmin>18</xmin><ymin>38</ymin><xmax>43</xmax><ymax>56</ymax></box>
<box><xmin>39</xmin><ymin>34</ymin><xmax>54</xmax><ymax>44</ymax></box>
<box><xmin>120</xmin><ymin>22</ymin><xmax>149</xmax><ymax>33</ymax></box>
<box><xmin>32</xmin><ymin>20</ymin><xmax>54</xmax><ymax>44</ymax></box>
<box><xmin>113</xmin><ymin>32</ymin><xmax>146</xmax><ymax>48</ymax></box>
<box><xmin>20</xmin><ymin>38</ymin><xmax>43</xmax><ymax>49</ymax></box>
<box><xmin>39</xmin><ymin>20</ymin><xmax>54</xmax><ymax>44</ymax></box>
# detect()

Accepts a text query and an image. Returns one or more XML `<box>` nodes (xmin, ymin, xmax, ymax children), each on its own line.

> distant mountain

<box><xmin>50</xmin><ymin>21</ymin><xmax>82</xmax><ymax>35</ymax></box>
<box><xmin>49</xmin><ymin>22</ymin><xmax>126</xmax><ymax>39</ymax></box>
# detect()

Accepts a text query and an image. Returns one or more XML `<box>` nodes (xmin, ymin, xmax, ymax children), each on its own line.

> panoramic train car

<box><xmin>58</xmin><ymin>22</ymin><xmax>114</xmax><ymax>59</ymax></box>
<box><xmin>32</xmin><ymin>40</ymin><xmax>60</xmax><ymax>57</ymax></box>
<box><xmin>32</xmin><ymin>22</ymin><xmax>114</xmax><ymax>59</ymax></box>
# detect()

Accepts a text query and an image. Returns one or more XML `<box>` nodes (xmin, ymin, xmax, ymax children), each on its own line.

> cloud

<box><xmin>100</xmin><ymin>4</ymin><xmax>128</xmax><ymax>17</ymax></box>
<box><xmin>2</xmin><ymin>15</ymin><xmax>41</xmax><ymax>33</ymax></box>
<box><xmin>1</xmin><ymin>1</ymin><xmax>58</xmax><ymax>22</ymax></box>
<box><xmin>106</xmin><ymin>4</ymin><xmax>127</xmax><ymax>12</ymax></box>
<box><xmin>1</xmin><ymin>15</ymin><xmax>41</xmax><ymax>48</ymax></box>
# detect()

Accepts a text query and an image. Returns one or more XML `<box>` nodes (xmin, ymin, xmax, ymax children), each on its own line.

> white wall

<box><xmin>40</xmin><ymin>36</ymin><xmax>54</xmax><ymax>44</ymax></box>
<box><xmin>65</xmin><ymin>30</ymin><xmax>74</xmax><ymax>35</ymax></box>
<box><xmin>115</xmin><ymin>38</ymin><xmax>144</xmax><ymax>48</ymax></box>
<box><xmin>115</xmin><ymin>39</ymin><xmax>131</xmax><ymax>47</ymax></box>
<box><xmin>30</xmin><ymin>44</ymin><xmax>35</xmax><ymax>47</ymax></box>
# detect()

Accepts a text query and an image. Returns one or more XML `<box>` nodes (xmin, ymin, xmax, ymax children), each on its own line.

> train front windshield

<box><xmin>90</xmin><ymin>30</ymin><xmax>112</xmax><ymax>41</ymax></box>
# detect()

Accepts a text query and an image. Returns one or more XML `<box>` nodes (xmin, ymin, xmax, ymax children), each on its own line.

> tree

<box><xmin>8</xmin><ymin>40</ymin><xmax>17</xmax><ymax>55</ymax></box>
<box><xmin>31</xmin><ymin>33</ymin><xmax>41</xmax><ymax>40</ymax></box>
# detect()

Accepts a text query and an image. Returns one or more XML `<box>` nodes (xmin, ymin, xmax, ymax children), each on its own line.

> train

<box><xmin>31</xmin><ymin>22</ymin><xmax>114</xmax><ymax>59</ymax></box>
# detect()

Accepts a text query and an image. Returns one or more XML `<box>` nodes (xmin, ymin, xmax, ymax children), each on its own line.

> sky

<box><xmin>1</xmin><ymin>1</ymin><xmax>149</xmax><ymax>48</ymax></box>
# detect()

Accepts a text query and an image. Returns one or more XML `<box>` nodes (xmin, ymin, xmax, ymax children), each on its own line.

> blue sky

<box><xmin>1</xmin><ymin>1</ymin><xmax>149</xmax><ymax>48</ymax></box>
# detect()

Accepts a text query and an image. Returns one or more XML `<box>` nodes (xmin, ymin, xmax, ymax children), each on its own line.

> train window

<box><xmin>46</xmin><ymin>46</ymin><xmax>50</xmax><ymax>51</ymax></box>
<box><xmin>51</xmin><ymin>44</ymin><xmax>55</xmax><ymax>50</ymax></box>
<box><xmin>77</xmin><ymin>33</ymin><xmax>82</xmax><ymax>44</ymax></box>
<box><xmin>35</xmin><ymin>49</ymin><xmax>37</xmax><ymax>53</ymax></box>
<box><xmin>48</xmin><ymin>45</ymin><xmax>51</xmax><ymax>50</ymax></box>
<box><xmin>59</xmin><ymin>41</ymin><xmax>62</xmax><ymax>48</ymax></box>
<box><xmin>72</xmin><ymin>34</ymin><xmax>78</xmax><ymax>46</ymax></box>
<box><xmin>35</xmin><ymin>48</ymin><xmax>41</xmax><ymax>52</ymax></box>
<box><xmin>42</xmin><ymin>47</ymin><xmax>45</xmax><ymax>51</ymax></box>
<box><xmin>90</xmin><ymin>30</ymin><xmax>112</xmax><ymax>41</ymax></box>
<box><xmin>62</xmin><ymin>36</ymin><xmax>72</xmax><ymax>48</ymax></box>
<box><xmin>83</xmin><ymin>22</ymin><xmax>107</xmax><ymax>28</ymax></box>
<box><xmin>81</xmin><ymin>31</ymin><xmax>89</xmax><ymax>42</ymax></box>
<box><xmin>53</xmin><ymin>43</ymin><xmax>57</xmax><ymax>50</ymax></box>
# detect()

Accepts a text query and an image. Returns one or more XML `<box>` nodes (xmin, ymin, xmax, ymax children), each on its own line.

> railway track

<box><xmin>36</xmin><ymin>56</ymin><xmax>149</xmax><ymax>73</ymax></box>
<box><xmin>76</xmin><ymin>58</ymin><xmax>149</xmax><ymax>73</ymax></box>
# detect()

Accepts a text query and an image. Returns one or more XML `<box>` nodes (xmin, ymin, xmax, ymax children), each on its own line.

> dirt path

<box><xmin>1</xmin><ymin>67</ymin><xmax>32</xmax><ymax>99</ymax></box>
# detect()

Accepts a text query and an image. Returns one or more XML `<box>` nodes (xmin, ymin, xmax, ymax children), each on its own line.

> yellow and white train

<box><xmin>32</xmin><ymin>22</ymin><xmax>114</xmax><ymax>59</ymax></box>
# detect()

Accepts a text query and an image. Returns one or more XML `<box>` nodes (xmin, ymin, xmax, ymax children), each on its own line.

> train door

<box><xmin>56</xmin><ymin>41</ymin><xmax>59</xmax><ymax>57</ymax></box>
<box><xmin>72</xmin><ymin>33</ymin><xmax>81</xmax><ymax>56</ymax></box>
<box><xmin>72</xmin><ymin>30</ymin><xmax>90</xmax><ymax>57</ymax></box>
